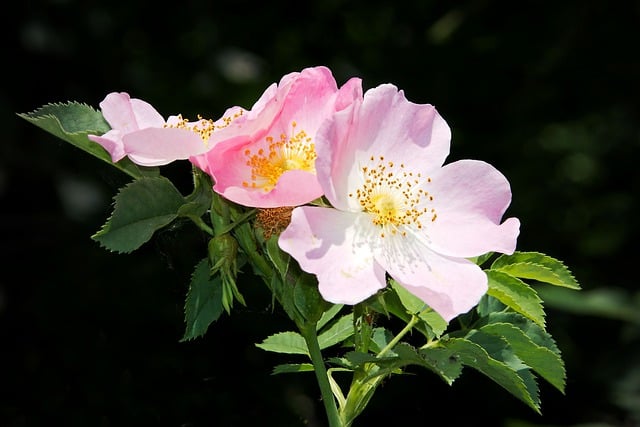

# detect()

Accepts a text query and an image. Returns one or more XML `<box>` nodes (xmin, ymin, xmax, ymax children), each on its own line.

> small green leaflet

<box><xmin>478</xmin><ymin>322</ymin><xmax>566</xmax><ymax>392</ymax></box>
<box><xmin>18</xmin><ymin>102</ymin><xmax>156</xmax><ymax>179</ymax></box>
<box><xmin>92</xmin><ymin>177</ymin><xmax>186</xmax><ymax>253</ymax></box>
<box><xmin>316</xmin><ymin>314</ymin><xmax>354</xmax><ymax>349</ymax></box>
<box><xmin>491</xmin><ymin>251</ymin><xmax>580</xmax><ymax>290</ymax></box>
<box><xmin>486</xmin><ymin>270</ymin><xmax>546</xmax><ymax>327</ymax></box>
<box><xmin>256</xmin><ymin>332</ymin><xmax>309</xmax><ymax>355</ymax></box>
<box><xmin>271</xmin><ymin>363</ymin><xmax>315</xmax><ymax>375</ymax></box>
<box><xmin>317</xmin><ymin>304</ymin><xmax>344</xmax><ymax>331</ymax></box>
<box><xmin>256</xmin><ymin>315</ymin><xmax>356</xmax><ymax>356</ymax></box>
<box><xmin>441</xmin><ymin>337</ymin><xmax>541</xmax><ymax>413</ymax></box>
<box><xmin>181</xmin><ymin>258</ymin><xmax>225</xmax><ymax>341</ymax></box>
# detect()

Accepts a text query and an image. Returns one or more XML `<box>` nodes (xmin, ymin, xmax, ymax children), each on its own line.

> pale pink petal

<box><xmin>129</xmin><ymin>98</ymin><xmax>166</xmax><ymax>128</ymax></box>
<box><xmin>99</xmin><ymin>92</ymin><xmax>164</xmax><ymax>132</ymax></box>
<box><xmin>316</xmin><ymin>84</ymin><xmax>450</xmax><ymax>211</ymax></box>
<box><xmin>334</xmin><ymin>77</ymin><xmax>363</xmax><ymax>111</ymax></box>
<box><xmin>375</xmin><ymin>240</ymin><xmax>488</xmax><ymax>321</ymax></box>
<box><xmin>279</xmin><ymin>207</ymin><xmax>387</xmax><ymax>304</ymax></box>
<box><xmin>89</xmin><ymin>129</ymin><xmax>126</xmax><ymax>162</ymax></box>
<box><xmin>425</xmin><ymin>159</ymin><xmax>520</xmax><ymax>257</ymax></box>
<box><xmin>121</xmin><ymin>127</ymin><xmax>212</xmax><ymax>167</ymax></box>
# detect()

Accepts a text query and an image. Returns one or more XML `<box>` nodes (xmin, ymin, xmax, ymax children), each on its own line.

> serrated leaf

<box><xmin>486</xmin><ymin>270</ymin><xmax>546</xmax><ymax>327</ymax></box>
<box><xmin>181</xmin><ymin>258</ymin><xmax>224</xmax><ymax>341</ymax></box>
<box><xmin>271</xmin><ymin>363</ymin><xmax>314</xmax><ymax>375</ymax></box>
<box><xmin>318</xmin><ymin>314</ymin><xmax>354</xmax><ymax>350</ymax></box>
<box><xmin>465</xmin><ymin>330</ymin><xmax>541</xmax><ymax>408</ymax></box>
<box><xmin>479</xmin><ymin>322</ymin><xmax>566</xmax><ymax>393</ymax></box>
<box><xmin>476</xmin><ymin>312</ymin><xmax>561</xmax><ymax>356</ymax></box>
<box><xmin>92</xmin><ymin>177</ymin><xmax>186</xmax><ymax>253</ymax></box>
<box><xmin>256</xmin><ymin>332</ymin><xmax>309</xmax><ymax>356</ymax></box>
<box><xmin>418</xmin><ymin>345</ymin><xmax>464</xmax><ymax>384</ymax></box>
<box><xmin>491</xmin><ymin>251</ymin><xmax>580</xmax><ymax>290</ymax></box>
<box><xmin>441</xmin><ymin>337</ymin><xmax>541</xmax><ymax>413</ymax></box>
<box><xmin>317</xmin><ymin>304</ymin><xmax>344</xmax><ymax>331</ymax></box>
<box><xmin>19</xmin><ymin>102</ymin><xmax>155</xmax><ymax>179</ymax></box>
<box><xmin>390</xmin><ymin>280</ymin><xmax>447</xmax><ymax>336</ymax></box>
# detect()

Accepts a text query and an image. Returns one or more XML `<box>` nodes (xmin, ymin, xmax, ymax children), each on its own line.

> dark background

<box><xmin>3</xmin><ymin>0</ymin><xmax>639</xmax><ymax>426</ymax></box>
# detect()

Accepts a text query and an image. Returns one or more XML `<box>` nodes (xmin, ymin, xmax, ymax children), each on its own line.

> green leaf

<box><xmin>317</xmin><ymin>304</ymin><xmax>344</xmax><ymax>331</ymax></box>
<box><xmin>441</xmin><ymin>337</ymin><xmax>541</xmax><ymax>413</ymax></box>
<box><xmin>491</xmin><ymin>251</ymin><xmax>580</xmax><ymax>290</ymax></box>
<box><xmin>389</xmin><ymin>280</ymin><xmax>447</xmax><ymax>337</ymax></box>
<box><xmin>271</xmin><ymin>363</ymin><xmax>315</xmax><ymax>375</ymax></box>
<box><xmin>465</xmin><ymin>330</ymin><xmax>541</xmax><ymax>408</ymax></box>
<box><xmin>182</xmin><ymin>167</ymin><xmax>214</xmax><ymax>218</ymax></box>
<box><xmin>92</xmin><ymin>177</ymin><xmax>186</xmax><ymax>253</ymax></box>
<box><xmin>181</xmin><ymin>258</ymin><xmax>225</xmax><ymax>341</ymax></box>
<box><xmin>469</xmin><ymin>251</ymin><xmax>495</xmax><ymax>267</ymax></box>
<box><xmin>479</xmin><ymin>322</ymin><xmax>566</xmax><ymax>393</ymax></box>
<box><xmin>256</xmin><ymin>332</ymin><xmax>309</xmax><ymax>356</ymax></box>
<box><xmin>486</xmin><ymin>270</ymin><xmax>546</xmax><ymax>327</ymax></box>
<box><xmin>18</xmin><ymin>102</ymin><xmax>156</xmax><ymax>179</ymax></box>
<box><xmin>476</xmin><ymin>312</ymin><xmax>561</xmax><ymax>356</ymax></box>
<box><xmin>318</xmin><ymin>314</ymin><xmax>354</xmax><ymax>350</ymax></box>
<box><xmin>418</xmin><ymin>345</ymin><xmax>464</xmax><ymax>384</ymax></box>
<box><xmin>293</xmin><ymin>270</ymin><xmax>330</xmax><ymax>325</ymax></box>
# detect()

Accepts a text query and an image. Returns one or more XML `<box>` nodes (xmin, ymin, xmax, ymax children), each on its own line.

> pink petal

<box><xmin>121</xmin><ymin>127</ymin><xmax>212</xmax><ymax>167</ymax></box>
<box><xmin>218</xmin><ymin>170</ymin><xmax>323</xmax><ymax>208</ymax></box>
<box><xmin>203</xmin><ymin>66</ymin><xmax>359</xmax><ymax>208</ymax></box>
<box><xmin>376</xmin><ymin>242</ymin><xmax>488</xmax><ymax>322</ymax></box>
<box><xmin>89</xmin><ymin>129</ymin><xmax>126</xmax><ymax>162</ymax></box>
<box><xmin>279</xmin><ymin>207</ymin><xmax>387</xmax><ymax>304</ymax></box>
<box><xmin>425</xmin><ymin>159</ymin><xmax>520</xmax><ymax>257</ymax></box>
<box><xmin>316</xmin><ymin>84</ymin><xmax>451</xmax><ymax>211</ymax></box>
<box><xmin>99</xmin><ymin>92</ymin><xmax>164</xmax><ymax>132</ymax></box>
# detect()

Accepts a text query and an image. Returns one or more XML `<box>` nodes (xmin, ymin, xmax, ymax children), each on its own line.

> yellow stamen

<box><xmin>350</xmin><ymin>157</ymin><xmax>436</xmax><ymax>238</ymax></box>
<box><xmin>164</xmin><ymin>109</ymin><xmax>244</xmax><ymax>143</ymax></box>
<box><xmin>241</xmin><ymin>122</ymin><xmax>316</xmax><ymax>192</ymax></box>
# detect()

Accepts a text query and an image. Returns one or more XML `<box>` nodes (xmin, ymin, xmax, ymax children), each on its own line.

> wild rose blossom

<box><xmin>278</xmin><ymin>84</ymin><xmax>521</xmax><ymax>322</ymax></box>
<box><xmin>190</xmin><ymin>66</ymin><xmax>363</xmax><ymax>208</ymax></box>
<box><xmin>88</xmin><ymin>92</ymin><xmax>235</xmax><ymax>167</ymax></box>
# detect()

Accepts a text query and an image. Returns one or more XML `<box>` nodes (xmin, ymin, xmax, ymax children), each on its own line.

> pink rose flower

<box><xmin>278</xmin><ymin>84</ymin><xmax>520</xmax><ymax>322</ymax></box>
<box><xmin>89</xmin><ymin>92</ymin><xmax>226</xmax><ymax>167</ymax></box>
<box><xmin>191</xmin><ymin>66</ymin><xmax>362</xmax><ymax>208</ymax></box>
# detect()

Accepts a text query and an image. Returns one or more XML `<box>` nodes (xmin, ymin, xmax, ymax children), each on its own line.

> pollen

<box><xmin>164</xmin><ymin>109</ymin><xmax>244</xmax><ymax>143</ymax></box>
<box><xmin>241</xmin><ymin>122</ymin><xmax>316</xmax><ymax>192</ymax></box>
<box><xmin>350</xmin><ymin>156</ymin><xmax>436</xmax><ymax>237</ymax></box>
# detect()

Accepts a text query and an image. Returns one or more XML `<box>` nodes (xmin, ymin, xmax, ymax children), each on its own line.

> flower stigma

<box><xmin>242</xmin><ymin>121</ymin><xmax>316</xmax><ymax>192</ymax></box>
<box><xmin>350</xmin><ymin>156</ymin><xmax>436</xmax><ymax>238</ymax></box>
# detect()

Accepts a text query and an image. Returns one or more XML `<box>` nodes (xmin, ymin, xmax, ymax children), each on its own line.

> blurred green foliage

<box><xmin>3</xmin><ymin>0</ymin><xmax>639</xmax><ymax>426</ymax></box>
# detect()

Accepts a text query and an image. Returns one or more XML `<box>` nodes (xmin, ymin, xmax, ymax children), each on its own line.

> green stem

<box><xmin>377</xmin><ymin>314</ymin><xmax>419</xmax><ymax>357</ymax></box>
<box><xmin>301</xmin><ymin>325</ymin><xmax>343</xmax><ymax>427</ymax></box>
<box><xmin>190</xmin><ymin>216</ymin><xmax>214</xmax><ymax>236</ymax></box>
